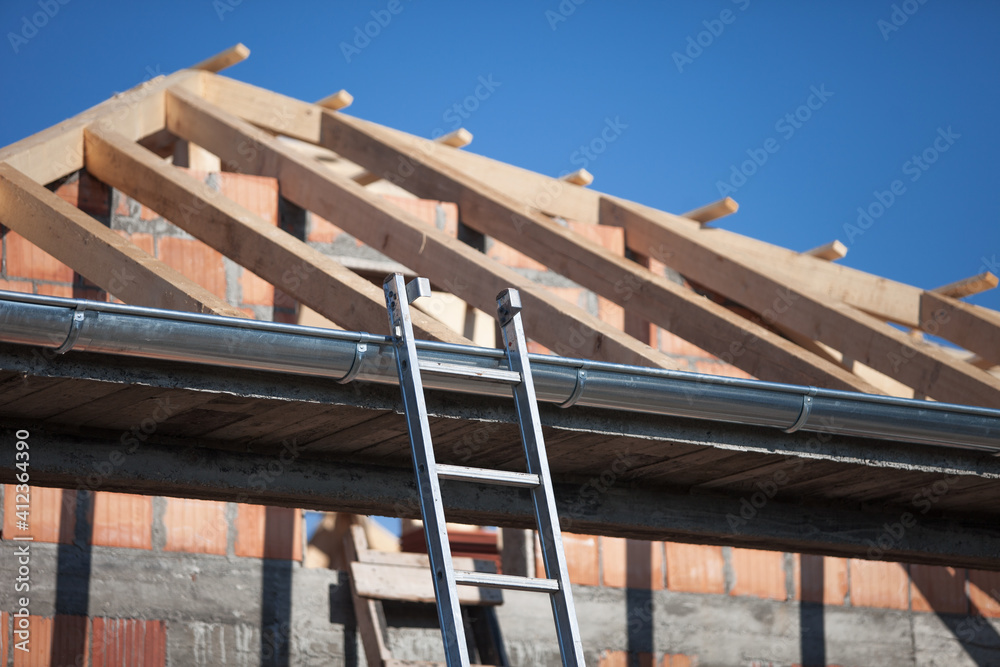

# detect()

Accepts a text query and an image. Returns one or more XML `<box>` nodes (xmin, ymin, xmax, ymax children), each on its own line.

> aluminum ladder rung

<box><xmin>454</xmin><ymin>570</ymin><xmax>560</xmax><ymax>593</ymax></box>
<box><xmin>436</xmin><ymin>464</ymin><xmax>540</xmax><ymax>488</ymax></box>
<box><xmin>418</xmin><ymin>360</ymin><xmax>521</xmax><ymax>384</ymax></box>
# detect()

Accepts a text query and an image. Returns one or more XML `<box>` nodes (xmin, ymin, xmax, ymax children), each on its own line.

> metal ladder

<box><xmin>383</xmin><ymin>273</ymin><xmax>586</xmax><ymax>667</ymax></box>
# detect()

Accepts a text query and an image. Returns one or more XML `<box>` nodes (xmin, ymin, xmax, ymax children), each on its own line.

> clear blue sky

<box><xmin>2</xmin><ymin>0</ymin><xmax>998</xmax><ymax>315</ymax></box>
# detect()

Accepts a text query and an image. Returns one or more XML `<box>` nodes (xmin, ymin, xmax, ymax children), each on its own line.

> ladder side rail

<box><xmin>384</xmin><ymin>274</ymin><xmax>471</xmax><ymax>666</ymax></box>
<box><xmin>497</xmin><ymin>289</ymin><xmax>587</xmax><ymax>667</ymax></box>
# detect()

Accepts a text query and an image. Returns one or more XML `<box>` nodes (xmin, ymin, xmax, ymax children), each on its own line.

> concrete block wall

<box><xmin>3</xmin><ymin>167</ymin><xmax>1000</xmax><ymax>664</ymax></box>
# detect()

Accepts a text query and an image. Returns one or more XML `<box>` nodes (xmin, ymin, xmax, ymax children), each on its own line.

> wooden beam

<box><xmin>343</xmin><ymin>525</ymin><xmax>393</xmax><ymax>667</ymax></box>
<box><xmin>0</xmin><ymin>163</ymin><xmax>241</xmax><ymax>317</ymax></box>
<box><xmin>601</xmin><ymin>197</ymin><xmax>1000</xmax><ymax>408</ymax></box>
<box><xmin>164</xmin><ymin>85</ymin><xmax>677</xmax><ymax>369</ymax></box>
<box><xmin>438</xmin><ymin>128</ymin><xmax>473</xmax><ymax>148</ymax></box>
<box><xmin>681</xmin><ymin>197</ymin><xmax>739</xmax><ymax>225</ymax></box>
<box><xmin>353</xmin><ymin>128</ymin><xmax>474</xmax><ymax>187</ymax></box>
<box><xmin>0</xmin><ymin>70</ymin><xmax>201</xmax><ymax>185</ymax></box>
<box><xmin>317</xmin><ymin>90</ymin><xmax>354</xmax><ymax>111</ymax></box>
<box><xmin>83</xmin><ymin>126</ymin><xmax>467</xmax><ymax>344</ymax></box>
<box><xmin>351</xmin><ymin>561</ymin><xmax>501</xmax><ymax>605</ymax></box>
<box><xmin>313</xmin><ymin>104</ymin><xmax>878</xmax><ymax>391</ymax></box>
<box><xmin>192</xmin><ymin>75</ymin><xmax>929</xmax><ymax>330</ymax></box>
<box><xmin>932</xmin><ymin>272</ymin><xmax>999</xmax><ymax>299</ymax></box>
<box><xmin>560</xmin><ymin>169</ymin><xmax>593</xmax><ymax>187</ymax></box>
<box><xmin>803</xmin><ymin>240</ymin><xmax>848</xmax><ymax>261</ymax></box>
<box><xmin>919</xmin><ymin>292</ymin><xmax>1000</xmax><ymax>367</ymax></box>
<box><xmin>190</xmin><ymin>43</ymin><xmax>250</xmax><ymax>73</ymax></box>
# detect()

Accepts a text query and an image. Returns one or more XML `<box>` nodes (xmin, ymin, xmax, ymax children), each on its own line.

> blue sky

<box><xmin>2</xmin><ymin>0</ymin><xmax>998</xmax><ymax>320</ymax></box>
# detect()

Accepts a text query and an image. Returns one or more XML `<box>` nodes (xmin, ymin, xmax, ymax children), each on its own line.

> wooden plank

<box><xmin>932</xmin><ymin>272</ymin><xmax>999</xmax><ymax>298</ymax></box>
<box><xmin>82</xmin><ymin>126</ymin><xmax>467</xmax><ymax>344</ymax></box>
<box><xmin>164</xmin><ymin>85</ymin><xmax>682</xmax><ymax>370</ymax></box>
<box><xmin>313</xmin><ymin>104</ymin><xmax>877</xmax><ymax>392</ymax></box>
<box><xmin>350</xmin><ymin>562</ymin><xmax>501</xmax><ymax>606</ymax></box>
<box><xmin>191</xmin><ymin>43</ymin><xmax>250</xmax><ymax>73</ymax></box>
<box><xmin>601</xmin><ymin>197</ymin><xmax>1000</xmax><ymax>408</ymax></box>
<box><xmin>194</xmin><ymin>76</ymin><xmax>945</xmax><ymax>334</ymax></box>
<box><xmin>344</xmin><ymin>526</ymin><xmax>393</xmax><ymax>667</ymax></box>
<box><xmin>682</xmin><ymin>197</ymin><xmax>739</xmax><ymax>225</ymax></box>
<box><xmin>317</xmin><ymin>90</ymin><xmax>354</xmax><ymax>111</ymax></box>
<box><xmin>560</xmin><ymin>169</ymin><xmax>593</xmax><ymax>186</ymax></box>
<box><xmin>0</xmin><ymin>70</ymin><xmax>200</xmax><ymax>185</ymax></box>
<box><xmin>803</xmin><ymin>240</ymin><xmax>848</xmax><ymax>261</ymax></box>
<box><xmin>0</xmin><ymin>163</ymin><xmax>242</xmax><ymax>317</ymax></box>
<box><xmin>919</xmin><ymin>292</ymin><xmax>1000</xmax><ymax>367</ymax></box>
<box><xmin>354</xmin><ymin>128</ymin><xmax>474</xmax><ymax>187</ymax></box>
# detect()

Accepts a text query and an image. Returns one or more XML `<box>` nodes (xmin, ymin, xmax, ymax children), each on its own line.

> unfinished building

<box><xmin>0</xmin><ymin>46</ymin><xmax>999</xmax><ymax>666</ymax></box>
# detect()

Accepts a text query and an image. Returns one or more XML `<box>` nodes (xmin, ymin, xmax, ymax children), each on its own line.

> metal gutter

<box><xmin>1</xmin><ymin>290</ymin><xmax>998</xmax><ymax>453</ymax></box>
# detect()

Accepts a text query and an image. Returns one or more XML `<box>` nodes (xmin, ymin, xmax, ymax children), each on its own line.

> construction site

<box><xmin>0</xmin><ymin>42</ymin><xmax>999</xmax><ymax>666</ymax></box>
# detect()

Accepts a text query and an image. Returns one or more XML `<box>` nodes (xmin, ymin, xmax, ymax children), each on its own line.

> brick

<box><xmin>35</xmin><ymin>283</ymin><xmax>74</xmax><ymax>298</ymax></box>
<box><xmin>487</xmin><ymin>239</ymin><xmax>548</xmax><ymax>271</ymax></box>
<box><xmin>542</xmin><ymin>286</ymin><xmax>587</xmax><ymax>312</ymax></box>
<box><xmin>602</xmin><ymin>538</ymin><xmax>664</xmax><ymax>589</ymax></box>
<box><xmin>240</xmin><ymin>267</ymin><xmax>274</xmax><ymax>308</ymax></box>
<box><xmin>3</xmin><ymin>485</ymin><xmax>75</xmax><ymax>544</ymax></box>
<box><xmin>909</xmin><ymin>564</ymin><xmax>967</xmax><ymax>614</ymax></box>
<box><xmin>968</xmin><ymin>569</ymin><xmax>1000</xmax><ymax>617</ymax></box>
<box><xmin>665</xmin><ymin>542</ymin><xmax>725</xmax><ymax>594</ymax></box>
<box><xmin>796</xmin><ymin>555</ymin><xmax>848</xmax><ymax>605</ymax></box>
<box><xmin>306</xmin><ymin>212</ymin><xmax>347</xmax><ymax>244</ymax></box>
<box><xmin>597</xmin><ymin>296</ymin><xmax>625</xmax><ymax>330</ymax></box>
<box><xmin>0</xmin><ymin>278</ymin><xmax>33</xmax><ymax>294</ymax></box>
<box><xmin>535</xmin><ymin>532</ymin><xmax>599</xmax><ymax>585</ymax></box>
<box><xmin>217</xmin><ymin>172</ymin><xmax>279</xmax><ymax>224</ymax></box>
<box><xmin>664</xmin><ymin>655</ymin><xmax>695</xmax><ymax>667</ymax></box>
<box><xmin>13</xmin><ymin>615</ymin><xmax>89</xmax><ymax>667</ymax></box>
<box><xmin>235</xmin><ymin>505</ymin><xmax>302</xmax><ymax>560</ymax></box>
<box><xmin>598</xmin><ymin>650</ymin><xmax>655</xmax><ymax>667</ymax></box>
<box><xmin>156</xmin><ymin>237</ymin><xmax>227</xmax><ymax>299</ymax></box>
<box><xmin>1</xmin><ymin>611</ymin><xmax>6</xmax><ymax>664</ymax></box>
<box><xmin>6</xmin><ymin>232</ymin><xmax>74</xmax><ymax>283</ymax></box>
<box><xmin>89</xmin><ymin>492</ymin><xmax>153</xmax><ymax>550</ymax></box>
<box><xmin>657</xmin><ymin>330</ymin><xmax>714</xmax><ymax>359</ymax></box>
<box><xmin>568</xmin><ymin>220</ymin><xmax>624</xmax><ymax>255</ymax></box>
<box><xmin>162</xmin><ymin>497</ymin><xmax>227</xmax><ymax>555</ymax></box>
<box><xmin>729</xmin><ymin>548</ymin><xmax>787</xmax><ymax>600</ymax></box>
<box><xmin>849</xmin><ymin>559</ymin><xmax>910</xmax><ymax>609</ymax></box>
<box><xmin>91</xmin><ymin>617</ymin><xmax>166</xmax><ymax>667</ymax></box>
<box><xmin>54</xmin><ymin>172</ymin><xmax>110</xmax><ymax>217</ymax></box>
<box><xmin>382</xmin><ymin>196</ymin><xmax>458</xmax><ymax>236</ymax></box>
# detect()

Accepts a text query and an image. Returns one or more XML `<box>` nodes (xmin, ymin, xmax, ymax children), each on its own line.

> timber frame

<box><xmin>1</xmin><ymin>45</ymin><xmax>999</xmax><ymax>568</ymax></box>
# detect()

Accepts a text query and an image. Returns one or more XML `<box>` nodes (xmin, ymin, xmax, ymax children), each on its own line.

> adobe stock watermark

<box><xmin>440</xmin><ymin>75</ymin><xmax>501</xmax><ymax>131</ymax></box>
<box><xmin>877</xmin><ymin>0</ymin><xmax>930</xmax><ymax>41</ymax></box>
<box><xmin>672</xmin><ymin>0</ymin><xmax>752</xmax><ymax>73</ymax></box>
<box><xmin>212</xmin><ymin>0</ymin><xmax>243</xmax><ymax>21</ymax></box>
<box><xmin>7</xmin><ymin>0</ymin><xmax>71</xmax><ymax>54</ymax></box>
<box><xmin>545</xmin><ymin>0</ymin><xmax>587</xmax><ymax>31</ymax></box>
<box><xmin>716</xmin><ymin>84</ymin><xmax>834</xmax><ymax>197</ymax></box>
<box><xmin>842</xmin><ymin>126</ymin><xmax>959</xmax><ymax>245</ymax></box>
<box><xmin>340</xmin><ymin>0</ymin><xmax>411</xmax><ymax>63</ymax></box>
<box><xmin>864</xmin><ymin>473</ymin><xmax>961</xmax><ymax>560</ymax></box>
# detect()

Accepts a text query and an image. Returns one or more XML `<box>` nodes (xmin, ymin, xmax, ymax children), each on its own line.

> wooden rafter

<box><xmin>163</xmin><ymin>85</ymin><xmax>677</xmax><ymax>369</ymax></box>
<box><xmin>919</xmin><ymin>292</ymin><xmax>1000</xmax><ymax>368</ymax></box>
<box><xmin>312</xmin><ymin>102</ymin><xmax>876</xmax><ymax>391</ymax></box>
<box><xmin>0</xmin><ymin>163</ymin><xmax>241</xmax><ymax>317</ymax></box>
<box><xmin>600</xmin><ymin>197</ymin><xmax>1000</xmax><ymax>408</ymax></box>
<box><xmin>82</xmin><ymin>126</ymin><xmax>468</xmax><ymax>344</ymax></box>
<box><xmin>682</xmin><ymin>197</ymin><xmax>739</xmax><ymax>225</ymax></box>
<box><xmin>932</xmin><ymin>272</ymin><xmax>999</xmax><ymax>299</ymax></box>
